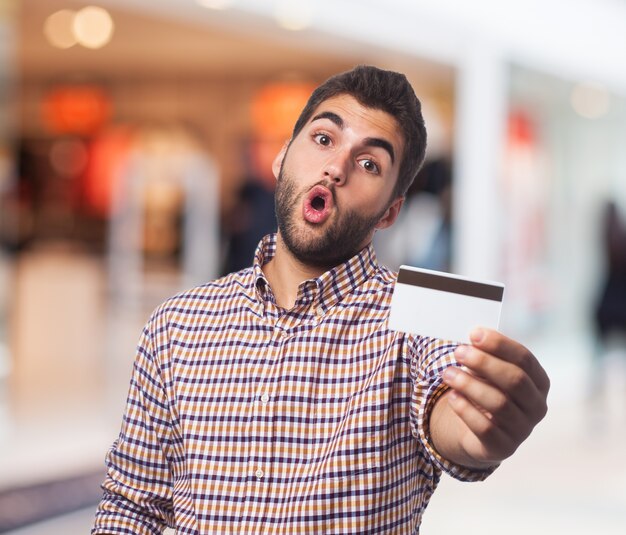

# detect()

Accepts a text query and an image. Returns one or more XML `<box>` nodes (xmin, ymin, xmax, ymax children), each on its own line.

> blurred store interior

<box><xmin>1</xmin><ymin>0</ymin><xmax>626</xmax><ymax>533</ymax></box>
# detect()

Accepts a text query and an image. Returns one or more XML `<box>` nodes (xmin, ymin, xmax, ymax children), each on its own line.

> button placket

<box><xmin>250</xmin><ymin>388</ymin><xmax>273</xmax><ymax>484</ymax></box>
<box><xmin>245</xmin><ymin>326</ymin><xmax>282</xmax><ymax>495</ymax></box>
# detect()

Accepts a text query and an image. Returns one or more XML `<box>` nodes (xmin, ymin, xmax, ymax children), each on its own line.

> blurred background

<box><xmin>0</xmin><ymin>0</ymin><xmax>625</xmax><ymax>533</ymax></box>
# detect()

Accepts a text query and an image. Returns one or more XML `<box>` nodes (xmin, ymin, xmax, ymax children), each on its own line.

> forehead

<box><xmin>306</xmin><ymin>94</ymin><xmax>405</xmax><ymax>157</ymax></box>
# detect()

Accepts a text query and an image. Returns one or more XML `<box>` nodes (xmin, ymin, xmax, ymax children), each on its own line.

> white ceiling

<box><xmin>17</xmin><ymin>0</ymin><xmax>338</xmax><ymax>80</ymax></box>
<box><xmin>17</xmin><ymin>0</ymin><xmax>454</xmax><ymax>89</ymax></box>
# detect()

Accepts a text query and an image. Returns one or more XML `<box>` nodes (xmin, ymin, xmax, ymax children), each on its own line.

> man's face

<box><xmin>273</xmin><ymin>94</ymin><xmax>405</xmax><ymax>269</ymax></box>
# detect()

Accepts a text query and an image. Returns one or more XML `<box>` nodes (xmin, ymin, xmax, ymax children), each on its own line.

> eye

<box><xmin>359</xmin><ymin>158</ymin><xmax>380</xmax><ymax>174</ymax></box>
<box><xmin>313</xmin><ymin>133</ymin><xmax>332</xmax><ymax>146</ymax></box>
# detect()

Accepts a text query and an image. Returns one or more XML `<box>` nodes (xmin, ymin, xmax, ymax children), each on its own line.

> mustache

<box><xmin>307</xmin><ymin>180</ymin><xmax>337</xmax><ymax>206</ymax></box>
<box><xmin>277</xmin><ymin>166</ymin><xmax>338</xmax><ymax>207</ymax></box>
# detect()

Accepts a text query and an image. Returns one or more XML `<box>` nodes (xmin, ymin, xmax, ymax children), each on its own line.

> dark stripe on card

<box><xmin>397</xmin><ymin>269</ymin><xmax>504</xmax><ymax>302</ymax></box>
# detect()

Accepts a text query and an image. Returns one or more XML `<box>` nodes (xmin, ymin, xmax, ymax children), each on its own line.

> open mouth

<box><xmin>311</xmin><ymin>195</ymin><xmax>326</xmax><ymax>211</ymax></box>
<box><xmin>303</xmin><ymin>185</ymin><xmax>334</xmax><ymax>224</ymax></box>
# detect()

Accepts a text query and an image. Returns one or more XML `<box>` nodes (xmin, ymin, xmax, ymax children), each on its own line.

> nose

<box><xmin>323</xmin><ymin>153</ymin><xmax>349</xmax><ymax>186</ymax></box>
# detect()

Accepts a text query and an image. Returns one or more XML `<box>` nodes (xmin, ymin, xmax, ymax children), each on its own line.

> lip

<box><xmin>302</xmin><ymin>185</ymin><xmax>334</xmax><ymax>224</ymax></box>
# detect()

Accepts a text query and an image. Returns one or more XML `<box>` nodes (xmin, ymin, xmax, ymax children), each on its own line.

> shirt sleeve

<box><xmin>409</xmin><ymin>335</ymin><xmax>498</xmax><ymax>482</ymax></box>
<box><xmin>92</xmin><ymin>320</ymin><xmax>175</xmax><ymax>534</ymax></box>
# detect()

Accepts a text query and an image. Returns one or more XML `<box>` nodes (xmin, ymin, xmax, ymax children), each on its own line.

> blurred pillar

<box><xmin>108</xmin><ymin>146</ymin><xmax>219</xmax><ymax>310</ymax></box>
<box><xmin>106</xmin><ymin>140</ymin><xmax>219</xmax><ymax>408</ymax></box>
<box><xmin>0</xmin><ymin>0</ymin><xmax>17</xmax><ymax>440</ymax></box>
<box><xmin>452</xmin><ymin>43</ymin><xmax>507</xmax><ymax>281</ymax></box>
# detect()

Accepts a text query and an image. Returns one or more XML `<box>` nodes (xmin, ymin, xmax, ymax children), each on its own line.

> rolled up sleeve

<box><xmin>409</xmin><ymin>335</ymin><xmax>497</xmax><ymax>483</ymax></box>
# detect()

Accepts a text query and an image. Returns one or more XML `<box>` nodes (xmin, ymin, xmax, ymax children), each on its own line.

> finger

<box><xmin>445</xmin><ymin>390</ymin><xmax>518</xmax><ymax>461</ymax></box>
<box><xmin>453</xmin><ymin>345</ymin><xmax>547</xmax><ymax>420</ymax></box>
<box><xmin>442</xmin><ymin>366</ymin><xmax>531</xmax><ymax>435</ymax></box>
<box><xmin>468</xmin><ymin>328</ymin><xmax>551</xmax><ymax>394</ymax></box>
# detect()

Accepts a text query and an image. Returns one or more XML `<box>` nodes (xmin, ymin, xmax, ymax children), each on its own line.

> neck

<box><xmin>262</xmin><ymin>233</ymin><xmax>328</xmax><ymax>309</ymax></box>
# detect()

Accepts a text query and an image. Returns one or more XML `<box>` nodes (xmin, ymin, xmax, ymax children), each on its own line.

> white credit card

<box><xmin>388</xmin><ymin>265</ymin><xmax>505</xmax><ymax>344</ymax></box>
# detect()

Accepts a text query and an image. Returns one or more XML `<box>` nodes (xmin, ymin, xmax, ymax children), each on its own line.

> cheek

<box><xmin>283</xmin><ymin>152</ymin><xmax>322</xmax><ymax>184</ymax></box>
<box><xmin>338</xmin><ymin>189</ymin><xmax>377</xmax><ymax>216</ymax></box>
<box><xmin>356</xmin><ymin>181</ymin><xmax>395</xmax><ymax>211</ymax></box>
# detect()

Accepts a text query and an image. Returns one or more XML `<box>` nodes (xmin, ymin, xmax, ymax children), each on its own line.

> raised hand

<box><xmin>432</xmin><ymin>328</ymin><xmax>550</xmax><ymax>469</ymax></box>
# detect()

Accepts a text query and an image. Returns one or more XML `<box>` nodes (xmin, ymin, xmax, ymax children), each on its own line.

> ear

<box><xmin>272</xmin><ymin>141</ymin><xmax>290</xmax><ymax>179</ymax></box>
<box><xmin>375</xmin><ymin>196</ymin><xmax>405</xmax><ymax>230</ymax></box>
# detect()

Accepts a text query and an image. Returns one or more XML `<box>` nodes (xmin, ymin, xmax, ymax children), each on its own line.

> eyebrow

<box><xmin>311</xmin><ymin>111</ymin><xmax>396</xmax><ymax>164</ymax></box>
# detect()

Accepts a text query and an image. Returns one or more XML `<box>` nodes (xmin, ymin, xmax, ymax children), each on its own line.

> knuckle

<box><xmin>476</xmin><ymin>419</ymin><xmax>498</xmax><ymax>440</ymax></box>
<box><xmin>517</xmin><ymin>350</ymin><xmax>535</xmax><ymax>375</ymax></box>
<box><xmin>517</xmin><ymin>350</ymin><xmax>530</xmax><ymax>368</ymax></box>
<box><xmin>509</xmin><ymin>369</ymin><xmax>527</xmax><ymax>391</ymax></box>
<box><xmin>536</xmin><ymin>399</ymin><xmax>549</xmax><ymax>421</ymax></box>
<box><xmin>449</xmin><ymin>391</ymin><xmax>470</xmax><ymax>411</ymax></box>
<box><xmin>469</xmin><ymin>348</ymin><xmax>487</xmax><ymax>368</ymax></box>
<box><xmin>453</xmin><ymin>370</ymin><xmax>470</xmax><ymax>389</ymax></box>
<box><xmin>543</xmin><ymin>374</ymin><xmax>552</xmax><ymax>394</ymax></box>
<box><xmin>492</xmin><ymin>394</ymin><xmax>509</xmax><ymax>414</ymax></box>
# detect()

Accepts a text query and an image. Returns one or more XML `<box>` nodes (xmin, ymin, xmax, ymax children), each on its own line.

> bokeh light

<box><xmin>42</xmin><ymin>85</ymin><xmax>112</xmax><ymax>135</ymax></box>
<box><xmin>43</xmin><ymin>9</ymin><xmax>77</xmax><ymax>49</ymax></box>
<box><xmin>43</xmin><ymin>6</ymin><xmax>114</xmax><ymax>50</ymax></box>
<box><xmin>273</xmin><ymin>0</ymin><xmax>313</xmax><ymax>31</ymax></box>
<box><xmin>570</xmin><ymin>82</ymin><xmax>611</xmax><ymax>119</ymax></box>
<box><xmin>49</xmin><ymin>138</ymin><xmax>89</xmax><ymax>178</ymax></box>
<box><xmin>72</xmin><ymin>6</ymin><xmax>115</xmax><ymax>49</ymax></box>
<box><xmin>195</xmin><ymin>0</ymin><xmax>233</xmax><ymax>9</ymax></box>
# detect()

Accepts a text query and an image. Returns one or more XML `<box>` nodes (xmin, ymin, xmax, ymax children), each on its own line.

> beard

<box><xmin>275</xmin><ymin>167</ymin><xmax>388</xmax><ymax>269</ymax></box>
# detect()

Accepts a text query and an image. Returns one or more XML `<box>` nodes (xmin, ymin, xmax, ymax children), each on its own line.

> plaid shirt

<box><xmin>93</xmin><ymin>233</ymin><xmax>492</xmax><ymax>535</ymax></box>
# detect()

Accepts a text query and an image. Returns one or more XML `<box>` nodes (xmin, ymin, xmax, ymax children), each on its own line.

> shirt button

<box><xmin>315</xmin><ymin>306</ymin><xmax>324</xmax><ymax>317</ymax></box>
<box><xmin>260</xmin><ymin>393</ymin><xmax>270</xmax><ymax>404</ymax></box>
<box><xmin>255</xmin><ymin>469</ymin><xmax>264</xmax><ymax>479</ymax></box>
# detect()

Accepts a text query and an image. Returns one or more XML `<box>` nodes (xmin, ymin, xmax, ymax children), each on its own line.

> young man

<box><xmin>92</xmin><ymin>65</ymin><xmax>549</xmax><ymax>534</ymax></box>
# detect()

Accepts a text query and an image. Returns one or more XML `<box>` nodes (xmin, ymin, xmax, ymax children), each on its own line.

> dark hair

<box><xmin>291</xmin><ymin>65</ymin><xmax>427</xmax><ymax>199</ymax></box>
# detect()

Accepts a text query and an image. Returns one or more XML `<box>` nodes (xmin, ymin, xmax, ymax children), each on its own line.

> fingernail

<box><xmin>443</xmin><ymin>367</ymin><xmax>458</xmax><ymax>381</ymax></box>
<box><xmin>454</xmin><ymin>345</ymin><xmax>468</xmax><ymax>362</ymax></box>
<box><xmin>470</xmin><ymin>328</ymin><xmax>484</xmax><ymax>344</ymax></box>
<box><xmin>447</xmin><ymin>390</ymin><xmax>460</xmax><ymax>403</ymax></box>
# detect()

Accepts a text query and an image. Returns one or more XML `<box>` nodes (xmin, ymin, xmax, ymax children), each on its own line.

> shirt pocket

<box><xmin>312</xmin><ymin>387</ymin><xmax>384</xmax><ymax>480</ymax></box>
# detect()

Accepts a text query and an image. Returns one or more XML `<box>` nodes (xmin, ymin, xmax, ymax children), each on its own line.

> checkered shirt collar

<box><xmin>251</xmin><ymin>233</ymin><xmax>379</xmax><ymax>311</ymax></box>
